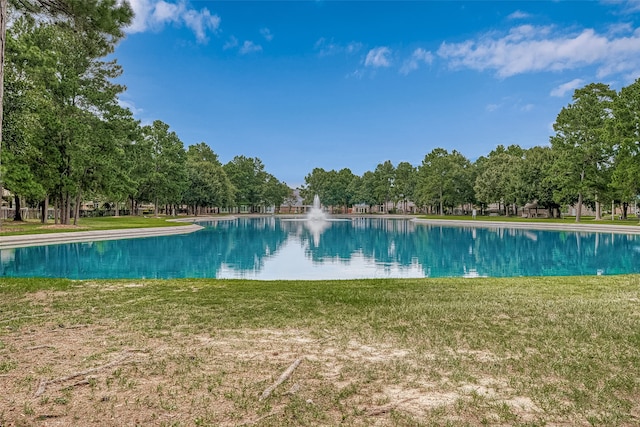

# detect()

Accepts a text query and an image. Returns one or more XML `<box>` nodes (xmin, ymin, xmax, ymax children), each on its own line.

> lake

<box><xmin>2</xmin><ymin>217</ymin><xmax>640</xmax><ymax>279</ymax></box>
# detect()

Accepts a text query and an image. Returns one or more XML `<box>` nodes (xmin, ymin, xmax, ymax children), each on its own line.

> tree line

<box><xmin>1</xmin><ymin>2</ymin><xmax>639</xmax><ymax>224</ymax></box>
<box><xmin>302</xmin><ymin>81</ymin><xmax>640</xmax><ymax>222</ymax></box>
<box><xmin>1</xmin><ymin>2</ymin><xmax>290</xmax><ymax>224</ymax></box>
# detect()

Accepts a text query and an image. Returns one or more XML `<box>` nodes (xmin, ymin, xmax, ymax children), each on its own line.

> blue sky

<box><xmin>117</xmin><ymin>0</ymin><xmax>640</xmax><ymax>187</ymax></box>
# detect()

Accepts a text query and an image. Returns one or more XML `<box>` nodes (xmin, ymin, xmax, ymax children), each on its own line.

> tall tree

<box><xmin>0</xmin><ymin>0</ymin><xmax>133</xmax><ymax>225</ymax></box>
<box><xmin>518</xmin><ymin>146</ymin><xmax>562</xmax><ymax>217</ymax></box>
<box><xmin>610</xmin><ymin>79</ymin><xmax>640</xmax><ymax>219</ymax></box>
<box><xmin>417</xmin><ymin>148</ymin><xmax>471</xmax><ymax>215</ymax></box>
<box><xmin>302</xmin><ymin>167</ymin><xmax>329</xmax><ymax>205</ymax></box>
<box><xmin>138</xmin><ymin>120</ymin><xmax>187</xmax><ymax>216</ymax></box>
<box><xmin>373</xmin><ymin>160</ymin><xmax>395</xmax><ymax>212</ymax></box>
<box><xmin>262</xmin><ymin>174</ymin><xmax>290</xmax><ymax>213</ymax></box>
<box><xmin>223</xmin><ymin>155</ymin><xmax>267</xmax><ymax>213</ymax></box>
<box><xmin>394</xmin><ymin>161</ymin><xmax>417</xmax><ymax>213</ymax></box>
<box><xmin>473</xmin><ymin>145</ymin><xmax>523</xmax><ymax>216</ymax></box>
<box><xmin>550</xmin><ymin>83</ymin><xmax>616</xmax><ymax>222</ymax></box>
<box><xmin>184</xmin><ymin>142</ymin><xmax>234</xmax><ymax>214</ymax></box>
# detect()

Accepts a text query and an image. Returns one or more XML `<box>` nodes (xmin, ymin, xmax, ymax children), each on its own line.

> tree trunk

<box><xmin>41</xmin><ymin>195</ymin><xmax>49</xmax><ymax>223</ymax></box>
<box><xmin>576</xmin><ymin>169</ymin><xmax>585</xmax><ymax>222</ymax></box>
<box><xmin>154</xmin><ymin>197</ymin><xmax>158</xmax><ymax>216</ymax></box>
<box><xmin>623</xmin><ymin>202</ymin><xmax>628</xmax><ymax>220</ymax></box>
<box><xmin>13</xmin><ymin>195</ymin><xmax>22</xmax><ymax>221</ymax></box>
<box><xmin>114</xmin><ymin>201</ymin><xmax>119</xmax><ymax>217</ymax></box>
<box><xmin>64</xmin><ymin>193</ymin><xmax>72</xmax><ymax>225</ymax></box>
<box><xmin>595</xmin><ymin>194</ymin><xmax>601</xmax><ymax>220</ymax></box>
<box><xmin>0</xmin><ymin>0</ymin><xmax>6</xmax><ymax>230</ymax></box>
<box><xmin>54</xmin><ymin>198</ymin><xmax>59</xmax><ymax>224</ymax></box>
<box><xmin>576</xmin><ymin>192</ymin><xmax>583</xmax><ymax>222</ymax></box>
<box><xmin>73</xmin><ymin>192</ymin><xmax>81</xmax><ymax>226</ymax></box>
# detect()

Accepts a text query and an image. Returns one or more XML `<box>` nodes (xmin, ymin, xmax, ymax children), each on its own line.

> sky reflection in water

<box><xmin>2</xmin><ymin>217</ymin><xmax>640</xmax><ymax>279</ymax></box>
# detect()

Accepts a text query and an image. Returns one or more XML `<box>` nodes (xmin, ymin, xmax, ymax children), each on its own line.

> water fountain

<box><xmin>304</xmin><ymin>195</ymin><xmax>329</xmax><ymax>245</ymax></box>
<box><xmin>306</xmin><ymin>194</ymin><xmax>327</xmax><ymax>221</ymax></box>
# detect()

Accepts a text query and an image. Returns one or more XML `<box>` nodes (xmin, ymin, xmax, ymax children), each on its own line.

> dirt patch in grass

<box><xmin>38</xmin><ymin>225</ymin><xmax>85</xmax><ymax>230</ymax></box>
<box><xmin>1</xmin><ymin>323</ymin><xmax>553</xmax><ymax>426</ymax></box>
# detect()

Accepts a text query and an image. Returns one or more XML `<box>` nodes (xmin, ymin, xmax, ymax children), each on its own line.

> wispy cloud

<box><xmin>127</xmin><ymin>0</ymin><xmax>220</xmax><ymax>43</ymax></box>
<box><xmin>118</xmin><ymin>97</ymin><xmax>144</xmax><ymax>116</ymax></box>
<box><xmin>400</xmin><ymin>48</ymin><xmax>434</xmax><ymax>75</ymax></box>
<box><xmin>603</xmin><ymin>0</ymin><xmax>640</xmax><ymax>14</ymax></box>
<box><xmin>260</xmin><ymin>28</ymin><xmax>274</xmax><ymax>41</ymax></box>
<box><xmin>314</xmin><ymin>38</ymin><xmax>363</xmax><ymax>57</ymax></box>
<box><xmin>437</xmin><ymin>24</ymin><xmax>640</xmax><ymax>78</ymax></box>
<box><xmin>223</xmin><ymin>36</ymin><xmax>238</xmax><ymax>50</ymax></box>
<box><xmin>365</xmin><ymin>47</ymin><xmax>392</xmax><ymax>68</ymax></box>
<box><xmin>486</xmin><ymin>103</ymin><xmax>500</xmax><ymax>112</ymax></box>
<box><xmin>507</xmin><ymin>10</ymin><xmax>531</xmax><ymax>20</ymax></box>
<box><xmin>239</xmin><ymin>40</ymin><xmax>262</xmax><ymax>55</ymax></box>
<box><xmin>550</xmin><ymin>78</ymin><xmax>585</xmax><ymax>97</ymax></box>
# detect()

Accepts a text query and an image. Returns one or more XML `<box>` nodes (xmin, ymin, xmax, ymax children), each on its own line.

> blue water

<box><xmin>2</xmin><ymin>217</ymin><xmax>640</xmax><ymax>279</ymax></box>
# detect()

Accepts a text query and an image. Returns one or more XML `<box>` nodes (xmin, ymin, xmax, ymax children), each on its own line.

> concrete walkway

<box><xmin>2</xmin><ymin>216</ymin><xmax>639</xmax><ymax>250</ymax></box>
<box><xmin>0</xmin><ymin>224</ymin><xmax>203</xmax><ymax>250</ymax></box>
<box><xmin>413</xmin><ymin>218</ymin><xmax>640</xmax><ymax>234</ymax></box>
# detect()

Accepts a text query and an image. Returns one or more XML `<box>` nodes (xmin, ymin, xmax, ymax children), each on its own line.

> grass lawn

<box><xmin>1</xmin><ymin>276</ymin><xmax>639</xmax><ymax>426</ymax></box>
<box><xmin>0</xmin><ymin>216</ymin><xmax>193</xmax><ymax>236</ymax></box>
<box><xmin>419</xmin><ymin>214</ymin><xmax>640</xmax><ymax>226</ymax></box>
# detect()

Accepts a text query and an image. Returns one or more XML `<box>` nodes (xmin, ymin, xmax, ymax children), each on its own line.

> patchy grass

<box><xmin>0</xmin><ymin>216</ymin><xmax>193</xmax><ymax>236</ymax></box>
<box><xmin>420</xmin><ymin>214</ymin><xmax>640</xmax><ymax>226</ymax></box>
<box><xmin>1</xmin><ymin>276</ymin><xmax>639</xmax><ymax>426</ymax></box>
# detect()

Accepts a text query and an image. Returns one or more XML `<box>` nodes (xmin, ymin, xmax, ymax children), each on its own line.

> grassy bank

<box><xmin>0</xmin><ymin>216</ymin><xmax>193</xmax><ymax>236</ymax></box>
<box><xmin>1</xmin><ymin>276</ymin><xmax>639</xmax><ymax>426</ymax></box>
<box><xmin>419</xmin><ymin>214</ymin><xmax>640</xmax><ymax>226</ymax></box>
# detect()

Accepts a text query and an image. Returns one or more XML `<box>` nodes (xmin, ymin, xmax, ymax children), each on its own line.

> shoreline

<box><xmin>412</xmin><ymin>218</ymin><xmax>640</xmax><ymax>234</ymax></box>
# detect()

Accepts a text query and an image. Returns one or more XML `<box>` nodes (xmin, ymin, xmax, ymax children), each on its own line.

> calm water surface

<box><xmin>2</xmin><ymin>217</ymin><xmax>640</xmax><ymax>279</ymax></box>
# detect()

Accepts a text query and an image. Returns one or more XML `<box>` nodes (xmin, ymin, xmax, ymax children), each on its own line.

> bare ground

<box><xmin>2</xmin><ymin>283</ymin><xmax>637</xmax><ymax>426</ymax></box>
<box><xmin>1</xmin><ymin>321</ymin><xmax>552</xmax><ymax>426</ymax></box>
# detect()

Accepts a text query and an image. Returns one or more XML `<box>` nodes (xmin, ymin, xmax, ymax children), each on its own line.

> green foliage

<box><xmin>223</xmin><ymin>155</ymin><xmax>268</xmax><ymax>212</ymax></box>
<box><xmin>610</xmin><ymin>79</ymin><xmax>640</xmax><ymax>204</ymax></box>
<box><xmin>417</xmin><ymin>148</ymin><xmax>473</xmax><ymax>214</ymax></box>
<box><xmin>550</xmin><ymin>83</ymin><xmax>617</xmax><ymax>221</ymax></box>
<box><xmin>137</xmin><ymin>121</ymin><xmax>187</xmax><ymax>213</ymax></box>
<box><xmin>373</xmin><ymin>160</ymin><xmax>395</xmax><ymax>208</ymax></box>
<box><xmin>473</xmin><ymin>146</ymin><xmax>523</xmax><ymax>213</ymax></box>
<box><xmin>302</xmin><ymin>167</ymin><xmax>355</xmax><ymax>211</ymax></box>
<box><xmin>184</xmin><ymin>143</ymin><xmax>235</xmax><ymax>212</ymax></box>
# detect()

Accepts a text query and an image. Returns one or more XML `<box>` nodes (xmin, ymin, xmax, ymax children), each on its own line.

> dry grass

<box><xmin>1</xmin><ymin>277</ymin><xmax>639</xmax><ymax>426</ymax></box>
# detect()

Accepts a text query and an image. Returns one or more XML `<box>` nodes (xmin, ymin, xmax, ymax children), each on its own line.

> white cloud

<box><xmin>550</xmin><ymin>78</ymin><xmax>584</xmax><ymax>97</ymax></box>
<box><xmin>603</xmin><ymin>0</ymin><xmax>640</xmax><ymax>13</ymax></box>
<box><xmin>223</xmin><ymin>36</ymin><xmax>238</xmax><ymax>50</ymax></box>
<box><xmin>486</xmin><ymin>103</ymin><xmax>500</xmax><ymax>112</ymax></box>
<box><xmin>239</xmin><ymin>40</ymin><xmax>262</xmax><ymax>55</ymax></box>
<box><xmin>260</xmin><ymin>28</ymin><xmax>274</xmax><ymax>41</ymax></box>
<box><xmin>521</xmin><ymin>103</ymin><xmax>535</xmax><ymax>112</ymax></box>
<box><xmin>117</xmin><ymin>97</ymin><xmax>144</xmax><ymax>116</ymax></box>
<box><xmin>346</xmin><ymin>69</ymin><xmax>365</xmax><ymax>79</ymax></box>
<box><xmin>437</xmin><ymin>24</ymin><xmax>640</xmax><ymax>78</ymax></box>
<box><xmin>400</xmin><ymin>48</ymin><xmax>434</xmax><ymax>75</ymax></box>
<box><xmin>507</xmin><ymin>10</ymin><xmax>531</xmax><ymax>20</ymax></box>
<box><xmin>183</xmin><ymin>8</ymin><xmax>221</xmax><ymax>42</ymax></box>
<box><xmin>365</xmin><ymin>47</ymin><xmax>392</xmax><ymax>68</ymax></box>
<box><xmin>126</xmin><ymin>0</ymin><xmax>221</xmax><ymax>43</ymax></box>
<box><xmin>314</xmin><ymin>38</ymin><xmax>363</xmax><ymax>57</ymax></box>
<box><xmin>152</xmin><ymin>1</ymin><xmax>180</xmax><ymax>23</ymax></box>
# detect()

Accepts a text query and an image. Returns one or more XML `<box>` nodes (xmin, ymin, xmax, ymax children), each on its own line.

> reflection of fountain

<box><xmin>305</xmin><ymin>195</ymin><xmax>329</xmax><ymax>245</ymax></box>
